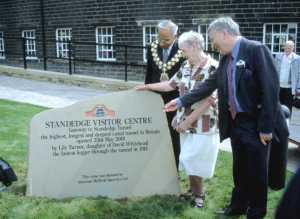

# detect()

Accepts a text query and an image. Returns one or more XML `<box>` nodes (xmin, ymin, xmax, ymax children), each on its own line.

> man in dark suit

<box><xmin>145</xmin><ymin>20</ymin><xmax>184</xmax><ymax>168</ymax></box>
<box><xmin>164</xmin><ymin>17</ymin><xmax>289</xmax><ymax>219</ymax></box>
<box><xmin>275</xmin><ymin>166</ymin><xmax>300</xmax><ymax>219</ymax></box>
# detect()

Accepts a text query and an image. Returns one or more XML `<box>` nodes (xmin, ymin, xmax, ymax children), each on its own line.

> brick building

<box><xmin>0</xmin><ymin>0</ymin><xmax>299</xmax><ymax>81</ymax></box>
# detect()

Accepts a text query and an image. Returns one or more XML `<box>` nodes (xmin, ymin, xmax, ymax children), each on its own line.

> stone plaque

<box><xmin>27</xmin><ymin>90</ymin><xmax>180</xmax><ymax>199</ymax></box>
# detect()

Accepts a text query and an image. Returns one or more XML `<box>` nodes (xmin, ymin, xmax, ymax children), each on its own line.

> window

<box><xmin>263</xmin><ymin>23</ymin><xmax>297</xmax><ymax>55</ymax></box>
<box><xmin>22</xmin><ymin>30</ymin><xmax>37</xmax><ymax>59</ymax></box>
<box><xmin>56</xmin><ymin>28</ymin><xmax>72</xmax><ymax>58</ymax></box>
<box><xmin>143</xmin><ymin>25</ymin><xmax>158</xmax><ymax>62</ymax></box>
<box><xmin>198</xmin><ymin>24</ymin><xmax>220</xmax><ymax>59</ymax></box>
<box><xmin>198</xmin><ymin>24</ymin><xmax>211</xmax><ymax>51</ymax></box>
<box><xmin>96</xmin><ymin>27</ymin><xmax>115</xmax><ymax>61</ymax></box>
<box><xmin>0</xmin><ymin>32</ymin><xmax>4</xmax><ymax>59</ymax></box>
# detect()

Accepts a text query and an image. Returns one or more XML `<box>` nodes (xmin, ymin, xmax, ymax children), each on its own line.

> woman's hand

<box><xmin>176</xmin><ymin>118</ymin><xmax>192</xmax><ymax>133</ymax></box>
<box><xmin>135</xmin><ymin>84</ymin><xmax>149</xmax><ymax>91</ymax></box>
<box><xmin>171</xmin><ymin>116</ymin><xmax>179</xmax><ymax>130</ymax></box>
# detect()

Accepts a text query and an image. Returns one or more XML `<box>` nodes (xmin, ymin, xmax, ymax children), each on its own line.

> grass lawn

<box><xmin>0</xmin><ymin>99</ymin><xmax>290</xmax><ymax>219</ymax></box>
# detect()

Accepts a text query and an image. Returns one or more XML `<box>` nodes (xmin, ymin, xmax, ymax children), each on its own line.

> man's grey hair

<box><xmin>178</xmin><ymin>31</ymin><xmax>205</xmax><ymax>51</ymax></box>
<box><xmin>158</xmin><ymin>20</ymin><xmax>178</xmax><ymax>36</ymax></box>
<box><xmin>208</xmin><ymin>17</ymin><xmax>240</xmax><ymax>36</ymax></box>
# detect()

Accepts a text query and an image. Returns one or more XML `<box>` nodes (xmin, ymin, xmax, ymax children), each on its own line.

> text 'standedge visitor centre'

<box><xmin>0</xmin><ymin>0</ymin><xmax>299</xmax><ymax>81</ymax></box>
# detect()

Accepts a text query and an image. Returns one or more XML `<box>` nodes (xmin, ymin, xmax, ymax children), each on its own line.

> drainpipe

<box><xmin>40</xmin><ymin>0</ymin><xmax>47</xmax><ymax>70</ymax></box>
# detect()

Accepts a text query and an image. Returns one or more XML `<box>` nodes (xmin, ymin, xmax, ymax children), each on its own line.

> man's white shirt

<box><xmin>279</xmin><ymin>53</ymin><xmax>293</xmax><ymax>88</ymax></box>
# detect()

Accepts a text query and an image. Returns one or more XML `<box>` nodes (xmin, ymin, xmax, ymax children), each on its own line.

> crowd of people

<box><xmin>138</xmin><ymin>17</ymin><xmax>300</xmax><ymax>219</ymax></box>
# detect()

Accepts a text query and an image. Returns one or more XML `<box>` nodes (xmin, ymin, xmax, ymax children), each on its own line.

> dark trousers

<box><xmin>275</xmin><ymin>166</ymin><xmax>300</xmax><ymax>219</ymax></box>
<box><xmin>166</xmin><ymin>111</ymin><xmax>180</xmax><ymax>169</ymax></box>
<box><xmin>229</xmin><ymin>113</ymin><xmax>270</xmax><ymax>219</ymax></box>
<box><xmin>279</xmin><ymin>87</ymin><xmax>293</xmax><ymax>113</ymax></box>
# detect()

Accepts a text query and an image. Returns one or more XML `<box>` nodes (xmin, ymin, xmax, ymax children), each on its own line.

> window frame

<box><xmin>22</xmin><ymin>29</ymin><xmax>37</xmax><ymax>59</ymax></box>
<box><xmin>143</xmin><ymin>25</ymin><xmax>158</xmax><ymax>62</ymax></box>
<box><xmin>198</xmin><ymin>24</ymin><xmax>210</xmax><ymax>51</ymax></box>
<box><xmin>263</xmin><ymin>23</ymin><xmax>297</xmax><ymax>55</ymax></box>
<box><xmin>95</xmin><ymin>26</ymin><xmax>115</xmax><ymax>61</ymax></box>
<box><xmin>0</xmin><ymin>31</ymin><xmax>5</xmax><ymax>59</ymax></box>
<box><xmin>56</xmin><ymin>28</ymin><xmax>72</xmax><ymax>58</ymax></box>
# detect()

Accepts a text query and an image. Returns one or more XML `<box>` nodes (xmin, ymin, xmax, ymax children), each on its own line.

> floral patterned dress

<box><xmin>170</xmin><ymin>56</ymin><xmax>219</xmax><ymax>178</ymax></box>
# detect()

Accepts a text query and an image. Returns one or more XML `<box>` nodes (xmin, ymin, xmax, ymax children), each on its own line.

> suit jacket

<box><xmin>180</xmin><ymin>37</ymin><xmax>289</xmax><ymax>189</ymax></box>
<box><xmin>180</xmin><ymin>37</ymin><xmax>289</xmax><ymax>141</ymax></box>
<box><xmin>145</xmin><ymin>41</ymin><xmax>184</xmax><ymax>104</ymax></box>
<box><xmin>275</xmin><ymin>52</ymin><xmax>300</xmax><ymax>95</ymax></box>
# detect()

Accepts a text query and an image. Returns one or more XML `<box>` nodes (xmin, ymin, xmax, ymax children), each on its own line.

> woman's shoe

<box><xmin>179</xmin><ymin>189</ymin><xmax>193</xmax><ymax>201</ymax></box>
<box><xmin>193</xmin><ymin>193</ymin><xmax>205</xmax><ymax>208</ymax></box>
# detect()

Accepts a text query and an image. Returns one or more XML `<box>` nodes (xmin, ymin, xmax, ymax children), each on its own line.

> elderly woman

<box><xmin>136</xmin><ymin>31</ymin><xmax>219</xmax><ymax>208</ymax></box>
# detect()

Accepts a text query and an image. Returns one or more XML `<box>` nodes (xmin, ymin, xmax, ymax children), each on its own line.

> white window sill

<box><xmin>96</xmin><ymin>58</ymin><xmax>116</xmax><ymax>62</ymax></box>
<box><xmin>25</xmin><ymin>57</ymin><xmax>38</xmax><ymax>60</ymax></box>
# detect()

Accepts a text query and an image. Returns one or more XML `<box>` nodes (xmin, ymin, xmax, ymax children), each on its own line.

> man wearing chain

<box><xmin>145</xmin><ymin>20</ymin><xmax>185</xmax><ymax>168</ymax></box>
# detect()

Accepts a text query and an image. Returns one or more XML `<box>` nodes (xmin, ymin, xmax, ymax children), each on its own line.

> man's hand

<box><xmin>135</xmin><ymin>84</ymin><xmax>149</xmax><ymax>91</ymax></box>
<box><xmin>259</xmin><ymin>133</ymin><xmax>272</xmax><ymax>145</ymax></box>
<box><xmin>164</xmin><ymin>99</ymin><xmax>178</xmax><ymax>112</ymax></box>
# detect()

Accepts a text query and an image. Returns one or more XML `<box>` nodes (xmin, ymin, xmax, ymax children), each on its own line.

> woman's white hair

<box><xmin>178</xmin><ymin>31</ymin><xmax>205</xmax><ymax>50</ymax></box>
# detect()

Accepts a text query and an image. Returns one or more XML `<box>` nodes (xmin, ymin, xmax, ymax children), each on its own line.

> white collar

<box><xmin>165</xmin><ymin>41</ymin><xmax>175</xmax><ymax>54</ymax></box>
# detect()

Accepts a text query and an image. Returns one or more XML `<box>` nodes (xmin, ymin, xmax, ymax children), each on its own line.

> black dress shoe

<box><xmin>216</xmin><ymin>206</ymin><xmax>247</xmax><ymax>216</ymax></box>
